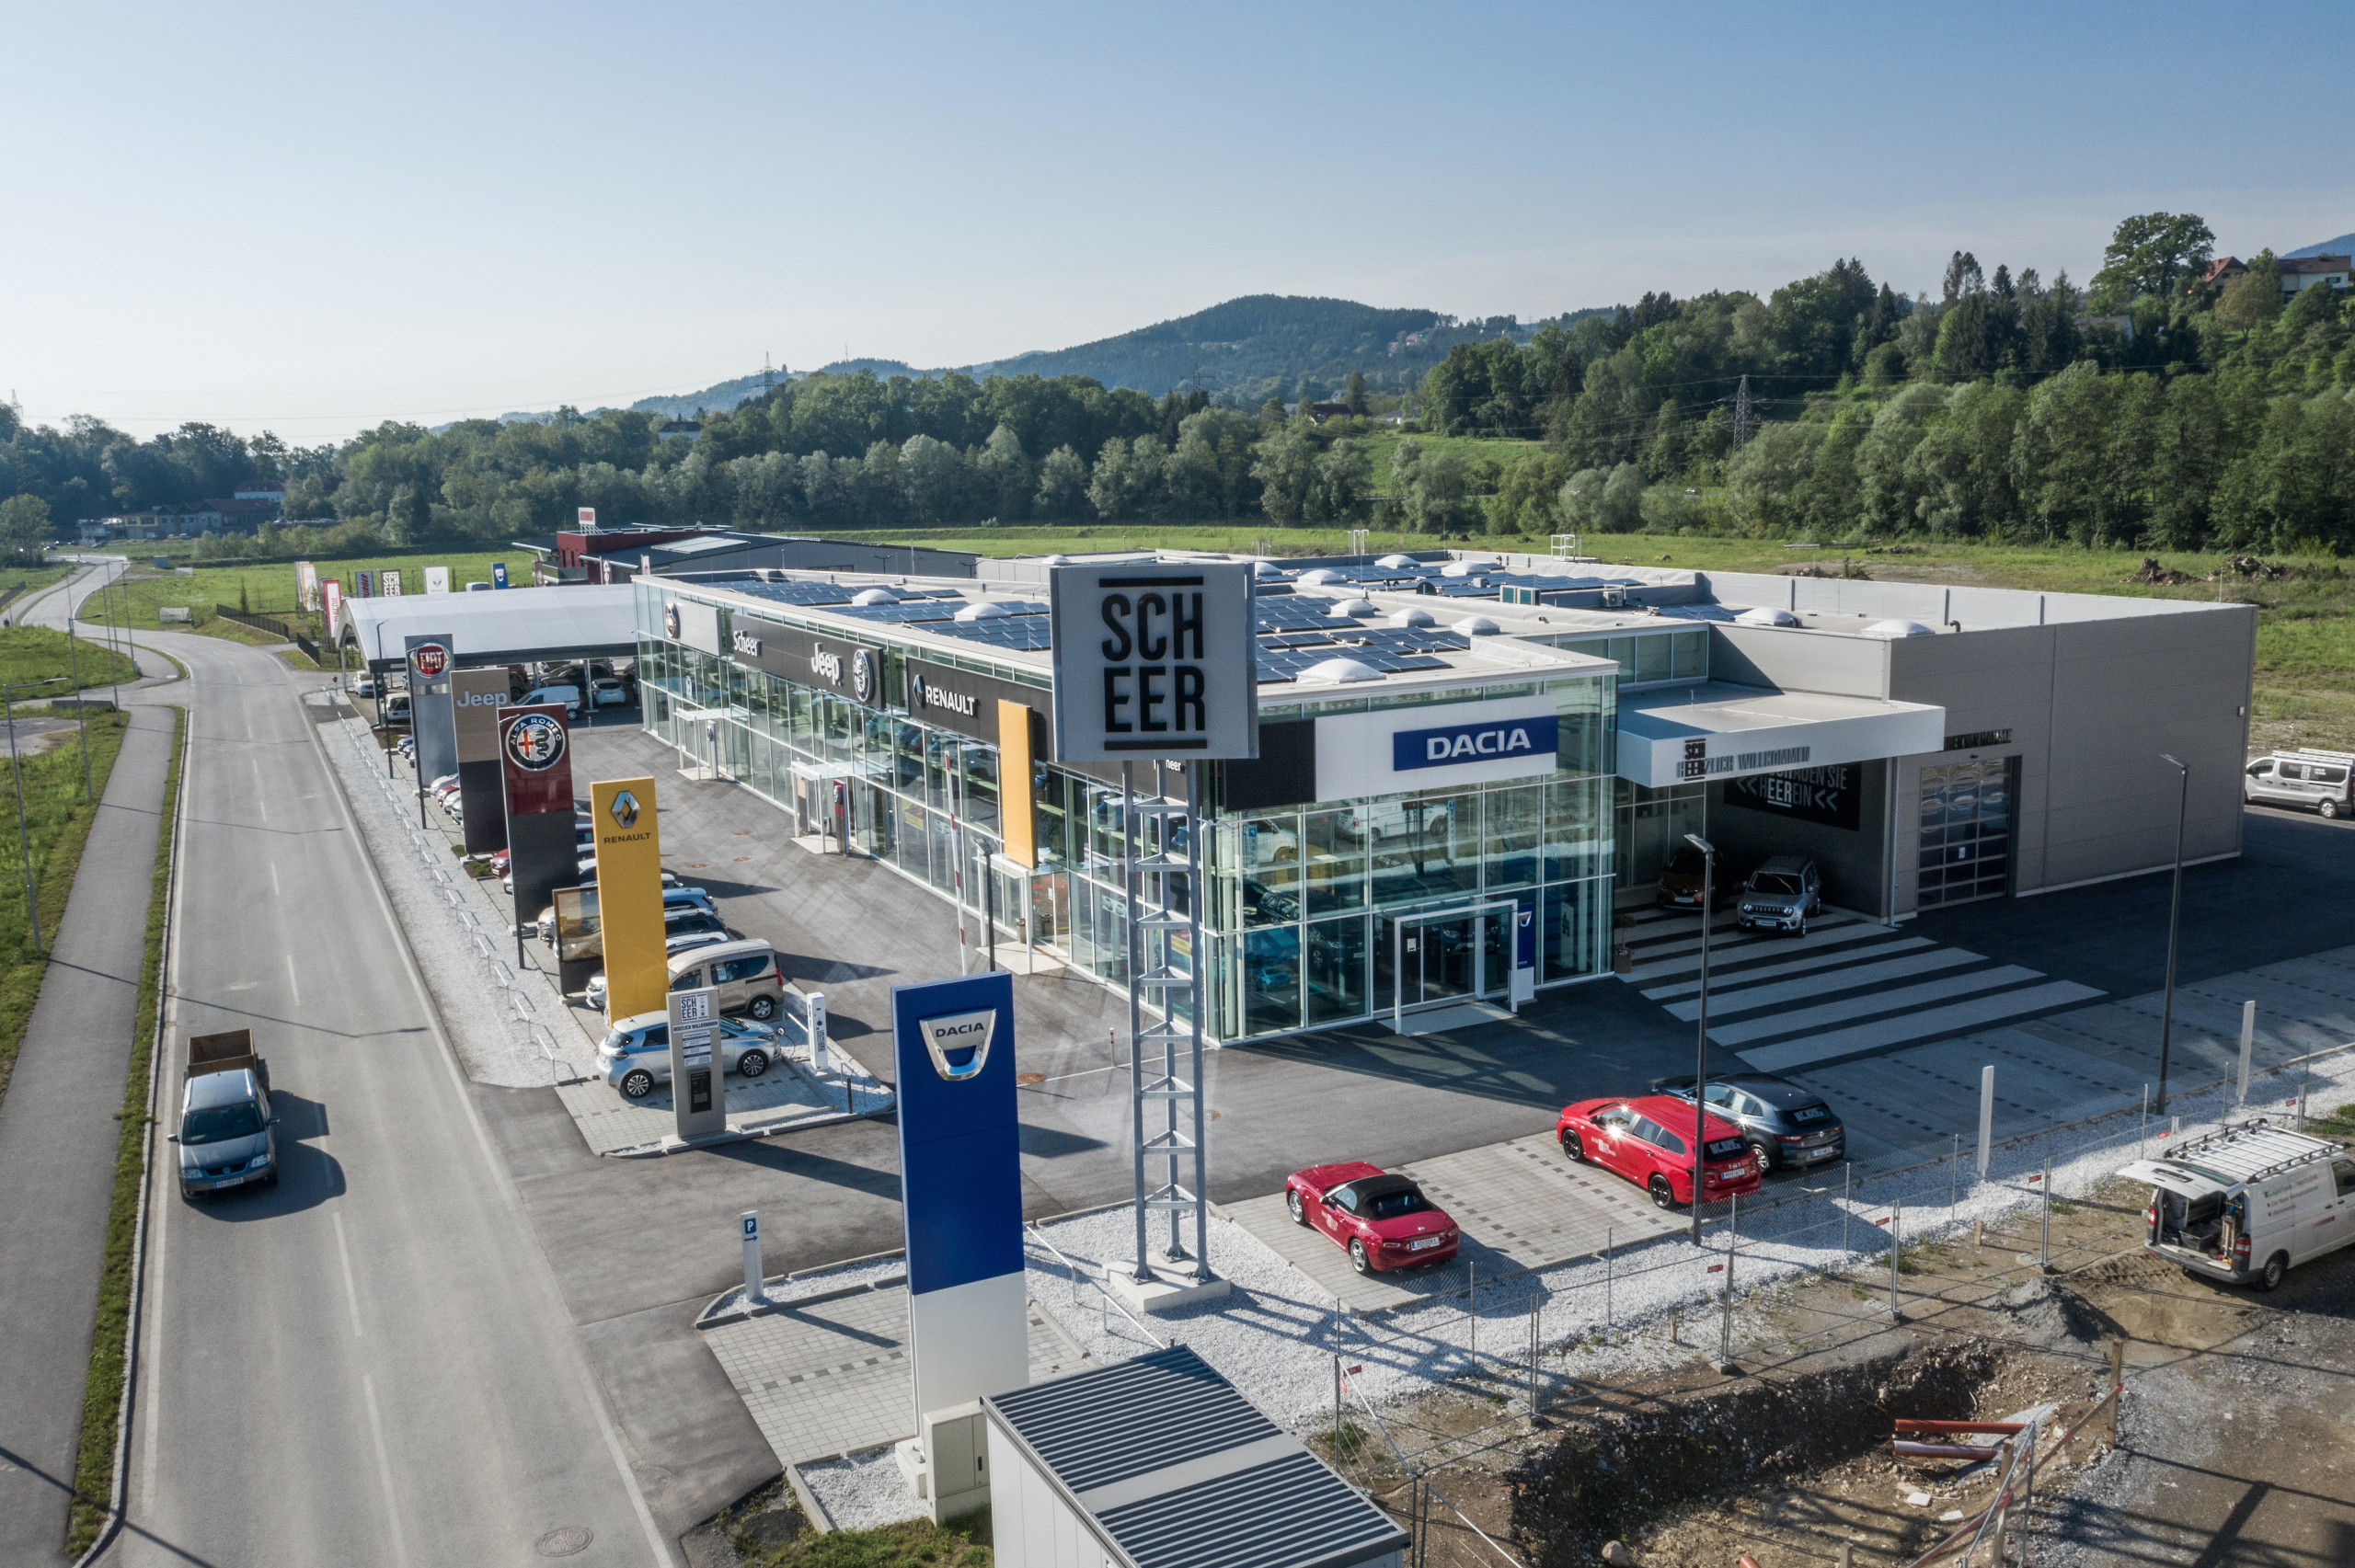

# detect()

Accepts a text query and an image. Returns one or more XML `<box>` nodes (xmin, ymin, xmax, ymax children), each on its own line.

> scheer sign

<box><xmin>1048</xmin><ymin>561</ymin><xmax>1257</xmax><ymax>761</ymax></box>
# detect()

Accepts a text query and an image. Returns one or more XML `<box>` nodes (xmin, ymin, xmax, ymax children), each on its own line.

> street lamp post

<box><xmin>1684</xmin><ymin>832</ymin><xmax>1717</xmax><ymax>1246</ymax></box>
<box><xmin>2156</xmin><ymin>755</ymin><xmax>2188</xmax><ymax>1115</ymax></box>
<box><xmin>5</xmin><ymin>676</ymin><xmax>72</xmax><ymax>955</ymax></box>
<box><xmin>63</xmin><ymin>605</ymin><xmax>91</xmax><ymax>800</ymax></box>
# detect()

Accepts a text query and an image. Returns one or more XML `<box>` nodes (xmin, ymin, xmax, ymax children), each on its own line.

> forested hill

<box><xmin>499</xmin><ymin>297</ymin><xmax>1613</xmax><ymax>427</ymax></box>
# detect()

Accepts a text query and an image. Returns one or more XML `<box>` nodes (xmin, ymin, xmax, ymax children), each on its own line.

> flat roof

<box><xmin>1617</xmin><ymin>681</ymin><xmax>1947</xmax><ymax>787</ymax></box>
<box><xmin>676</xmin><ymin>573</ymin><xmax>1602</xmax><ymax>700</ymax></box>
<box><xmin>985</xmin><ymin>1345</ymin><xmax>1407</xmax><ymax>1568</ymax></box>
<box><xmin>339</xmin><ymin>584</ymin><xmax>637</xmax><ymax>670</ymax></box>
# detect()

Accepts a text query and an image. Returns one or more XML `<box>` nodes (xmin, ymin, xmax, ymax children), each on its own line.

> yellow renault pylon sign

<box><xmin>591</xmin><ymin>777</ymin><xmax>665</xmax><ymax>1022</ymax></box>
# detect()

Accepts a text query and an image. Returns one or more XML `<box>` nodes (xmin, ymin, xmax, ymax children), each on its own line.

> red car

<box><xmin>1285</xmin><ymin>1161</ymin><xmax>1461</xmax><ymax>1275</ymax></box>
<box><xmin>1555</xmin><ymin>1094</ymin><xmax>1763</xmax><ymax>1209</ymax></box>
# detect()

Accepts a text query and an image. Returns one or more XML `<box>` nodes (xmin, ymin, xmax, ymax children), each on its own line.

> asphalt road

<box><xmin>100</xmin><ymin>616</ymin><xmax>674</xmax><ymax>1566</ymax></box>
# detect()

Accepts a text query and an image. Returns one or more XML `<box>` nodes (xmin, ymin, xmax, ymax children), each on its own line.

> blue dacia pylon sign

<box><xmin>892</xmin><ymin>970</ymin><xmax>1025</xmax><ymax>1425</ymax></box>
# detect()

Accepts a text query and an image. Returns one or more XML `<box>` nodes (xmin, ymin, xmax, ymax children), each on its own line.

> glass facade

<box><xmin>633</xmin><ymin>580</ymin><xmax>1617</xmax><ymax>1045</ymax></box>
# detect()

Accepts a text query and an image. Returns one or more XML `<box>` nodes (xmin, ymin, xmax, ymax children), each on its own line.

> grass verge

<box><xmin>0</xmin><ymin>714</ymin><xmax>132</xmax><ymax>1110</ymax></box>
<box><xmin>65</xmin><ymin>704</ymin><xmax>183</xmax><ymax>1556</ymax></box>
<box><xmin>742</xmin><ymin>1515</ymin><xmax>991</xmax><ymax>1566</ymax></box>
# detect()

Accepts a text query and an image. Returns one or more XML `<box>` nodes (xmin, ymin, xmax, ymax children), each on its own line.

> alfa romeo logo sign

<box><xmin>608</xmin><ymin>790</ymin><xmax>640</xmax><ymax>830</ymax></box>
<box><xmin>505</xmin><ymin>712</ymin><xmax>567</xmax><ymax>772</ymax></box>
<box><xmin>851</xmin><ymin>648</ymin><xmax>877</xmax><ymax>705</ymax></box>
<box><xmin>410</xmin><ymin>641</ymin><xmax>449</xmax><ymax>679</ymax></box>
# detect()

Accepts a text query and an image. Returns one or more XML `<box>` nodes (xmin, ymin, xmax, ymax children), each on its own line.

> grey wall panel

<box><xmin>1710</xmin><ymin>626</ymin><xmax>1890</xmax><ymax>697</ymax></box>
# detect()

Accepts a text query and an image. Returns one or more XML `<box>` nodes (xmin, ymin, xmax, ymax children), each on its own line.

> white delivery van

<box><xmin>517</xmin><ymin>683</ymin><xmax>581</xmax><ymax>719</ymax></box>
<box><xmin>2122</xmin><ymin>1118</ymin><xmax>2355</xmax><ymax>1290</ymax></box>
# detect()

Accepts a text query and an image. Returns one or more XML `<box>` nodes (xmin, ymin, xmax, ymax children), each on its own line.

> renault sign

<box><xmin>1048</xmin><ymin>562</ymin><xmax>1257</xmax><ymax>762</ymax></box>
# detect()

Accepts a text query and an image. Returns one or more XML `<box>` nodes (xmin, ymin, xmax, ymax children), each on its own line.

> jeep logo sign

<box><xmin>810</xmin><ymin>648</ymin><xmax>842</xmax><ymax>684</ymax></box>
<box><xmin>1048</xmin><ymin>562</ymin><xmax>1258</xmax><ymax>762</ymax></box>
<box><xmin>919</xmin><ymin>1007</ymin><xmax>996</xmax><ymax>1081</ymax></box>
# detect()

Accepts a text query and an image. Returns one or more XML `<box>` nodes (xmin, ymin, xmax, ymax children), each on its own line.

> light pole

<box><xmin>2155</xmin><ymin>754</ymin><xmax>2188</xmax><ymax>1115</ymax></box>
<box><xmin>63</xmin><ymin>603</ymin><xmax>91</xmax><ymax>800</ymax></box>
<box><xmin>1685</xmin><ymin>831</ymin><xmax>1716</xmax><ymax>1246</ymax></box>
<box><xmin>6</xmin><ymin>676</ymin><xmax>71</xmax><ymax>955</ymax></box>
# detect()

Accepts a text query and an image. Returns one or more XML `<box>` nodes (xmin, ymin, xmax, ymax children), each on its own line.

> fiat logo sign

<box><xmin>410</xmin><ymin>642</ymin><xmax>449</xmax><ymax>678</ymax></box>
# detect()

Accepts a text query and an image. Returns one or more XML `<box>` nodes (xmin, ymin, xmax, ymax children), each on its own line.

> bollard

<box><xmin>1717</xmin><ymin>1191</ymin><xmax>1737</xmax><ymax>1371</ymax></box>
<box><xmin>741</xmin><ymin>1210</ymin><xmax>764</xmax><ymax>1307</ymax></box>
<box><xmin>1841</xmin><ymin>1162</ymin><xmax>1853</xmax><ymax>1259</ymax></box>
<box><xmin>1950</xmin><ymin>1131</ymin><xmax>1959</xmax><ymax>1215</ymax></box>
<box><xmin>2040</xmin><ymin>1119</ymin><xmax>2055</xmax><ymax>1275</ymax></box>
<box><xmin>1974</xmin><ymin>1219</ymin><xmax>1984</xmax><ymax>1249</ymax></box>
<box><xmin>1836</xmin><ymin>1546</ymin><xmax>1853</xmax><ymax>1568</ymax></box>
<box><xmin>1889</xmin><ymin>1201</ymin><xmax>1902</xmax><ymax>1320</ymax></box>
<box><xmin>1669</xmin><ymin>1307</ymin><xmax>1679</xmax><ymax>1346</ymax></box>
<box><xmin>1991</xmin><ymin>1440</ymin><xmax>2015</xmax><ymax>1559</ymax></box>
<box><xmin>1604</xmin><ymin>1226</ymin><xmax>1614</xmax><ymax>1335</ymax></box>
<box><xmin>1527</xmin><ymin>1294</ymin><xmax>1541</xmax><ymax>1417</ymax></box>
<box><xmin>2238</xmin><ymin>1001</ymin><xmax>2256</xmax><ymax>1103</ymax></box>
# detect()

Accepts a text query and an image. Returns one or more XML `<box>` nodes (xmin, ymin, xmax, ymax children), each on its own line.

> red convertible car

<box><xmin>1285</xmin><ymin>1161</ymin><xmax>1461</xmax><ymax>1274</ymax></box>
<box><xmin>1556</xmin><ymin>1094</ymin><xmax>1763</xmax><ymax>1208</ymax></box>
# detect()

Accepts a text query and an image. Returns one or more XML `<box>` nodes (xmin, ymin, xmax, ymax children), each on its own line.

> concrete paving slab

<box><xmin>701</xmin><ymin>1282</ymin><xmax>1081</xmax><ymax>1464</ymax></box>
<box><xmin>1226</xmin><ymin>1133</ymin><xmax>1683</xmax><ymax>1313</ymax></box>
<box><xmin>553</xmin><ymin>1040</ymin><xmax>888</xmax><ymax>1156</ymax></box>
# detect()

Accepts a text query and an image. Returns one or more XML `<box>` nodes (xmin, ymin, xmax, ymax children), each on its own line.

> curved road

<box><xmin>64</xmin><ymin>570</ymin><xmax>671</xmax><ymax>1566</ymax></box>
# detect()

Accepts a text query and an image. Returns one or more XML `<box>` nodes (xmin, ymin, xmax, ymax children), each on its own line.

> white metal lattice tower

<box><xmin>1731</xmin><ymin>374</ymin><xmax>1756</xmax><ymax>452</ymax></box>
<box><xmin>1121</xmin><ymin>763</ymin><xmax>1211</xmax><ymax>1282</ymax></box>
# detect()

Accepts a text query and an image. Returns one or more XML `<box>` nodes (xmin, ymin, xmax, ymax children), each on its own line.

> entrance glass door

<box><xmin>1380</xmin><ymin>910</ymin><xmax>1498</xmax><ymax>1014</ymax></box>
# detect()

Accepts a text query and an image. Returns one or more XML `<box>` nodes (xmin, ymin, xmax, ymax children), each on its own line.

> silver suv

<box><xmin>1736</xmin><ymin>855</ymin><xmax>1821</xmax><ymax>935</ymax></box>
<box><xmin>2245</xmin><ymin>750</ymin><xmax>2352</xmax><ymax>818</ymax></box>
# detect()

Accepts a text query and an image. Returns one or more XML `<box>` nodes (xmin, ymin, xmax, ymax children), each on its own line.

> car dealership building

<box><xmin>632</xmin><ymin>552</ymin><xmax>2254</xmax><ymax>1046</ymax></box>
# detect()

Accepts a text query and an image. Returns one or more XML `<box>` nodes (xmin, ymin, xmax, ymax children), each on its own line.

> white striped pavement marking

<box><xmin>1738</xmin><ymin>980</ymin><xmax>2108</xmax><ymax>1071</ymax></box>
<box><xmin>1706</xmin><ymin>965</ymin><xmax>2048</xmax><ymax>1046</ymax></box>
<box><xmin>1664</xmin><ymin>946</ymin><xmax>1989</xmax><ymax>1022</ymax></box>
<box><xmin>1641</xmin><ymin>937</ymin><xmax>1933</xmax><ymax>1001</ymax></box>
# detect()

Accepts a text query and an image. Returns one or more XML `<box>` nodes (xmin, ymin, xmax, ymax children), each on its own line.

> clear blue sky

<box><xmin>8</xmin><ymin>0</ymin><xmax>2350</xmax><ymax>440</ymax></box>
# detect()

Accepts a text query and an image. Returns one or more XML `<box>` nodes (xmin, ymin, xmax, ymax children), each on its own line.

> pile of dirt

<box><xmin>1998</xmin><ymin>1278</ymin><xmax>2117</xmax><ymax>1352</ymax></box>
<box><xmin>1777</xmin><ymin>562</ymin><xmax>1871</xmax><ymax>579</ymax></box>
<box><xmin>2217</xmin><ymin>554</ymin><xmax>2292</xmax><ymax>580</ymax></box>
<box><xmin>1509</xmin><ymin>1343</ymin><xmax>1996</xmax><ymax>1566</ymax></box>
<box><xmin>2128</xmin><ymin>556</ymin><xmax>2199</xmax><ymax>586</ymax></box>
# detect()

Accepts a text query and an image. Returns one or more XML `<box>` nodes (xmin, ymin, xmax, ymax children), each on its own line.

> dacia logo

<box><xmin>609</xmin><ymin>791</ymin><xmax>640</xmax><ymax>830</ymax></box>
<box><xmin>919</xmin><ymin>1007</ymin><xmax>996</xmax><ymax>1082</ymax></box>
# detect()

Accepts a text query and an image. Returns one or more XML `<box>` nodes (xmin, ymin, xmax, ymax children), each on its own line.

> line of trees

<box><xmin>8</xmin><ymin>211</ymin><xmax>2354</xmax><ymax>555</ymax></box>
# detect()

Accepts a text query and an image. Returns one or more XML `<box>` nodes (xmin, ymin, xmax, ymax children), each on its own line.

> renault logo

<box><xmin>609</xmin><ymin>790</ymin><xmax>640</xmax><ymax>830</ymax></box>
<box><xmin>919</xmin><ymin>1007</ymin><xmax>996</xmax><ymax>1082</ymax></box>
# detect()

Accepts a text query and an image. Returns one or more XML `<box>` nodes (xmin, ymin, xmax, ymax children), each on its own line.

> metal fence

<box><xmin>1304</xmin><ymin>1046</ymin><xmax>2347</xmax><ymax>1564</ymax></box>
<box><xmin>211</xmin><ymin>605</ymin><xmax>292</xmax><ymax>640</ymax></box>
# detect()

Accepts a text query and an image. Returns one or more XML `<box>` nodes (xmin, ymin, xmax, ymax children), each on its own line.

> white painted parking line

<box><xmin>1641</xmin><ymin>937</ymin><xmax>1933</xmax><ymax>1001</ymax></box>
<box><xmin>1708</xmin><ymin>965</ymin><xmax>2047</xmax><ymax>1046</ymax></box>
<box><xmin>1629</xmin><ymin>921</ymin><xmax>1911</xmax><ymax>983</ymax></box>
<box><xmin>1664</xmin><ymin>947</ymin><xmax>1987</xmax><ymax>1022</ymax></box>
<box><xmin>1623</xmin><ymin>911</ymin><xmax>1862</xmax><ymax>964</ymax></box>
<box><xmin>1740</xmin><ymin>980</ymin><xmax>2108</xmax><ymax>1071</ymax></box>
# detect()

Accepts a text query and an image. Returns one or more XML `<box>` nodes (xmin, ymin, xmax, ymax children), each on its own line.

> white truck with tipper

<box><xmin>2121</xmin><ymin>1118</ymin><xmax>2355</xmax><ymax>1291</ymax></box>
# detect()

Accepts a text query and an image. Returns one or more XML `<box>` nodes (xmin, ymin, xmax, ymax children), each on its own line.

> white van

<box><xmin>2122</xmin><ymin>1119</ymin><xmax>2355</xmax><ymax>1290</ymax></box>
<box><xmin>517</xmin><ymin>683</ymin><xmax>581</xmax><ymax>719</ymax></box>
<box><xmin>2245</xmin><ymin>749</ymin><xmax>2354</xmax><ymax>818</ymax></box>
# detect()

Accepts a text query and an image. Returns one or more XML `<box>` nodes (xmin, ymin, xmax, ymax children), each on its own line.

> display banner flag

<box><xmin>295</xmin><ymin>561</ymin><xmax>319</xmax><ymax>612</ymax></box>
<box><xmin>424</xmin><ymin>565</ymin><xmax>451</xmax><ymax>594</ymax></box>
<box><xmin>591</xmin><ymin>777</ymin><xmax>664</xmax><ymax>1023</ymax></box>
<box><xmin>383</xmin><ymin>569</ymin><xmax>404</xmax><ymax>597</ymax></box>
<box><xmin>404</xmin><ymin>633</ymin><xmax>457</xmax><ymax>784</ymax></box>
<box><xmin>356</xmin><ymin>570</ymin><xmax>374</xmax><ymax>598</ymax></box>
<box><xmin>491</xmin><ymin>562</ymin><xmax>509</xmax><ymax>589</ymax></box>
<box><xmin>499</xmin><ymin>704</ymin><xmax>576</xmax><ymax>959</ymax></box>
<box><xmin>451</xmin><ymin>668</ymin><xmax>510</xmax><ymax>853</ymax></box>
<box><xmin>323</xmin><ymin>579</ymin><xmax>343</xmax><ymax>643</ymax></box>
<box><xmin>893</xmin><ymin>970</ymin><xmax>1026</xmax><ymax>1425</ymax></box>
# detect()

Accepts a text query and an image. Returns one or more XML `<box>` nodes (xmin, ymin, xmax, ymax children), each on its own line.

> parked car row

<box><xmin>1289</xmin><ymin>1071</ymin><xmax>1849</xmax><ymax>1275</ymax></box>
<box><xmin>1657</xmin><ymin>851</ymin><xmax>1825</xmax><ymax>936</ymax></box>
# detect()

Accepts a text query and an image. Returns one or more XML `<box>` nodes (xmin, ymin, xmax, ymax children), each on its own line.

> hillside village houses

<box><xmin>78</xmin><ymin>476</ymin><xmax>286</xmax><ymax>542</ymax></box>
<box><xmin>2203</xmin><ymin>253</ymin><xmax>2351</xmax><ymax>292</ymax></box>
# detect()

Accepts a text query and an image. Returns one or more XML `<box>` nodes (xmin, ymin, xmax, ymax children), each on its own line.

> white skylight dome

<box><xmin>1327</xmin><ymin>597</ymin><xmax>1380</xmax><ymax>618</ymax></box>
<box><xmin>1440</xmin><ymin>561</ymin><xmax>1480</xmax><ymax>578</ymax></box>
<box><xmin>954</xmin><ymin>601</ymin><xmax>1012</xmax><ymax>622</ymax></box>
<box><xmin>1455</xmin><ymin>615</ymin><xmax>1501</xmax><ymax>635</ymax></box>
<box><xmin>1391</xmin><ymin>606</ymin><xmax>1436</xmax><ymax>627</ymax></box>
<box><xmin>1252</xmin><ymin>559</ymin><xmax>1287</xmax><ymax>578</ymax></box>
<box><xmin>1298</xmin><ymin>657</ymin><xmax>1384</xmax><ymax>685</ymax></box>
<box><xmin>1735</xmin><ymin>606</ymin><xmax>1801</xmax><ymax>626</ymax></box>
<box><xmin>1862</xmin><ymin>618</ymin><xmax>1936</xmax><ymax>639</ymax></box>
<box><xmin>1375</xmin><ymin>553</ymin><xmax>1418</xmax><ymax>569</ymax></box>
<box><xmin>850</xmin><ymin>586</ymin><xmax>899</xmax><ymax>605</ymax></box>
<box><xmin>1296</xmin><ymin>567</ymin><xmax>1342</xmax><ymax>586</ymax></box>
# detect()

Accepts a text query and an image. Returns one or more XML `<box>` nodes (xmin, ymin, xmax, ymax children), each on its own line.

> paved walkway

<box><xmin>0</xmin><ymin>694</ymin><xmax>178</xmax><ymax>1564</ymax></box>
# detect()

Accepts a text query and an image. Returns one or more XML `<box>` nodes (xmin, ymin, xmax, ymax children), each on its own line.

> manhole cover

<box><xmin>536</xmin><ymin>1525</ymin><xmax>593</xmax><ymax>1557</ymax></box>
<box><xmin>1015</xmin><ymin>1072</ymin><xmax>1046</xmax><ymax>1085</ymax></box>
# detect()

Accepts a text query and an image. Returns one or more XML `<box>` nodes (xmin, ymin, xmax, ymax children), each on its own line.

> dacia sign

<box><xmin>1048</xmin><ymin>562</ymin><xmax>1257</xmax><ymax>762</ymax></box>
<box><xmin>1315</xmin><ymin>693</ymin><xmax>1561</xmax><ymax>800</ymax></box>
<box><xmin>890</xmin><ymin>971</ymin><xmax>1025</xmax><ymax>1425</ymax></box>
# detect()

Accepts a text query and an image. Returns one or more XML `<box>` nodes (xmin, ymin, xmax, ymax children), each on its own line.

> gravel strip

<box><xmin>798</xmin><ymin>1448</ymin><xmax>925</xmax><ymax>1532</ymax></box>
<box><xmin>323</xmin><ymin>711</ymin><xmax>558</xmax><ymax>1087</ymax></box>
